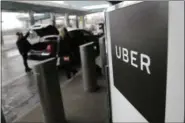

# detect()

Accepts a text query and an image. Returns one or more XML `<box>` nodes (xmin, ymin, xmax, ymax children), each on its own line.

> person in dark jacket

<box><xmin>16</xmin><ymin>31</ymin><xmax>32</xmax><ymax>72</ymax></box>
<box><xmin>59</xmin><ymin>27</ymin><xmax>77</xmax><ymax>79</ymax></box>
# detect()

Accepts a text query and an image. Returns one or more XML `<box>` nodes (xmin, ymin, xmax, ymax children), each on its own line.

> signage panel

<box><xmin>108</xmin><ymin>2</ymin><xmax>168</xmax><ymax>122</ymax></box>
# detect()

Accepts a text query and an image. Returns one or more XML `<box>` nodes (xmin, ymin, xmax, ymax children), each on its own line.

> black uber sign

<box><xmin>108</xmin><ymin>2</ymin><xmax>168</xmax><ymax>123</ymax></box>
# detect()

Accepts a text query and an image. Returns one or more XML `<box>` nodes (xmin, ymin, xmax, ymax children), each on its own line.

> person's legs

<box><xmin>22</xmin><ymin>53</ymin><xmax>31</xmax><ymax>72</ymax></box>
<box><xmin>67</xmin><ymin>63</ymin><xmax>77</xmax><ymax>76</ymax></box>
<box><xmin>63</xmin><ymin>62</ymin><xmax>72</xmax><ymax>79</ymax></box>
<box><xmin>71</xmin><ymin>66</ymin><xmax>77</xmax><ymax>75</ymax></box>
<box><xmin>62</xmin><ymin>56</ymin><xmax>77</xmax><ymax>79</ymax></box>
<box><xmin>69</xmin><ymin>55</ymin><xmax>77</xmax><ymax>75</ymax></box>
<box><xmin>66</xmin><ymin>64</ymin><xmax>77</xmax><ymax>78</ymax></box>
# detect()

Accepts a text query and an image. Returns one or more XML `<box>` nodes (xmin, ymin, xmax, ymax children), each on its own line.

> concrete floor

<box><xmin>1</xmin><ymin>49</ymin><xmax>68</xmax><ymax>122</ymax></box>
<box><xmin>16</xmin><ymin>73</ymin><xmax>109</xmax><ymax>123</ymax></box>
<box><xmin>2</xmin><ymin>50</ymin><xmax>39</xmax><ymax>122</ymax></box>
<box><xmin>2</xmin><ymin>72</ymin><xmax>40</xmax><ymax>122</ymax></box>
<box><xmin>62</xmin><ymin>74</ymin><xmax>108</xmax><ymax>123</ymax></box>
<box><xmin>2</xmin><ymin>48</ymin><xmax>108</xmax><ymax>123</ymax></box>
<box><xmin>2</xmin><ymin>51</ymin><xmax>37</xmax><ymax>83</ymax></box>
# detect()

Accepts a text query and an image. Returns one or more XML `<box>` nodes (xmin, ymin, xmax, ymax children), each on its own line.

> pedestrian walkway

<box><xmin>2</xmin><ymin>68</ymin><xmax>75</xmax><ymax>123</ymax></box>
<box><xmin>15</xmin><ymin>73</ymin><xmax>108</xmax><ymax>123</ymax></box>
<box><xmin>2</xmin><ymin>53</ymin><xmax>105</xmax><ymax>123</ymax></box>
<box><xmin>2</xmin><ymin>54</ymin><xmax>38</xmax><ymax>83</ymax></box>
<box><xmin>2</xmin><ymin>44</ymin><xmax>17</xmax><ymax>52</ymax></box>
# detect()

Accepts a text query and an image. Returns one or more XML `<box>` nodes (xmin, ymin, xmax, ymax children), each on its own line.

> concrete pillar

<box><xmin>28</xmin><ymin>11</ymin><xmax>35</xmax><ymax>26</ymax></box>
<box><xmin>50</xmin><ymin>13</ymin><xmax>56</xmax><ymax>26</ymax></box>
<box><xmin>79</xmin><ymin>16</ymin><xmax>85</xmax><ymax>29</ymax></box>
<box><xmin>28</xmin><ymin>12</ymin><xmax>34</xmax><ymax>38</ymax></box>
<box><xmin>75</xmin><ymin>16</ymin><xmax>79</xmax><ymax>28</ymax></box>
<box><xmin>25</xmin><ymin>20</ymin><xmax>28</xmax><ymax>28</ymax></box>
<box><xmin>64</xmin><ymin>13</ymin><xmax>70</xmax><ymax>27</ymax></box>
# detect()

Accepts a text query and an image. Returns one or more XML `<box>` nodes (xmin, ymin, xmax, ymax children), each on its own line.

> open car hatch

<box><xmin>31</xmin><ymin>24</ymin><xmax>59</xmax><ymax>37</ymax></box>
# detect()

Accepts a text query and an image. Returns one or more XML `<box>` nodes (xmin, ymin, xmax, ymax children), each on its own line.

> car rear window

<box><xmin>45</xmin><ymin>37</ymin><xmax>58</xmax><ymax>41</ymax></box>
<box><xmin>45</xmin><ymin>37</ymin><xmax>57</xmax><ymax>40</ymax></box>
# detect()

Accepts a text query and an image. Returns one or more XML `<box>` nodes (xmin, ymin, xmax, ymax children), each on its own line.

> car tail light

<box><xmin>46</xmin><ymin>44</ymin><xmax>52</xmax><ymax>53</ymax></box>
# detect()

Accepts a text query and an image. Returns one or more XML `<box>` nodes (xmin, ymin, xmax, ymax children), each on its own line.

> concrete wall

<box><xmin>106</xmin><ymin>1</ymin><xmax>184</xmax><ymax>122</ymax></box>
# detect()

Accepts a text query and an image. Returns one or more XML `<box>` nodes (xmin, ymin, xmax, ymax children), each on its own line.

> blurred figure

<box><xmin>16</xmin><ymin>31</ymin><xmax>32</xmax><ymax>72</ymax></box>
<box><xmin>59</xmin><ymin>27</ymin><xmax>77</xmax><ymax>79</ymax></box>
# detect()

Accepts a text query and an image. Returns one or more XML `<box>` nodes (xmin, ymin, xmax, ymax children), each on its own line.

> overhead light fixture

<box><xmin>48</xmin><ymin>1</ymin><xmax>65</xmax><ymax>4</ymax></box>
<box><xmin>82</xmin><ymin>4</ymin><xmax>110</xmax><ymax>10</ymax></box>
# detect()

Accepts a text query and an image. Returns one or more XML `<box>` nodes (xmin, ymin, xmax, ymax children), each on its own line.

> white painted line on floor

<box><xmin>2</xmin><ymin>73</ymin><xmax>28</xmax><ymax>87</ymax></box>
<box><xmin>6</xmin><ymin>49</ymin><xmax>20</xmax><ymax>58</ymax></box>
<box><xmin>2</xmin><ymin>69</ymin><xmax>81</xmax><ymax>88</ymax></box>
<box><xmin>13</xmin><ymin>102</ymin><xmax>41</xmax><ymax>123</ymax></box>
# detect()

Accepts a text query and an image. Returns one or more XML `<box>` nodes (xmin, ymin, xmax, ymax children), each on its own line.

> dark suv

<box><xmin>28</xmin><ymin>25</ymin><xmax>100</xmax><ymax>65</ymax></box>
<box><xmin>28</xmin><ymin>24</ymin><xmax>60</xmax><ymax>60</ymax></box>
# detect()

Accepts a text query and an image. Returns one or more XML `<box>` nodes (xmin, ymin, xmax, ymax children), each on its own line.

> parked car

<box><xmin>28</xmin><ymin>24</ymin><xmax>100</xmax><ymax>65</ymax></box>
<box><xmin>67</xmin><ymin>28</ymin><xmax>100</xmax><ymax>64</ymax></box>
<box><xmin>28</xmin><ymin>24</ymin><xmax>60</xmax><ymax>61</ymax></box>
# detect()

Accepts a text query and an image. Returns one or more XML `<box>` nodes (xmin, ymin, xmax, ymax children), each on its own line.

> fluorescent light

<box><xmin>48</xmin><ymin>1</ymin><xmax>65</xmax><ymax>4</ymax></box>
<box><xmin>57</xmin><ymin>16</ymin><xmax>64</xmax><ymax>19</ymax></box>
<box><xmin>83</xmin><ymin>4</ymin><xmax>110</xmax><ymax>10</ymax></box>
<box><xmin>69</xmin><ymin>15</ymin><xmax>76</xmax><ymax>19</ymax></box>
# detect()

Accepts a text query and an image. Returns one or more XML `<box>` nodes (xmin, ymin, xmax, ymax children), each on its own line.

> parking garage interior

<box><xmin>1</xmin><ymin>1</ymin><xmax>184</xmax><ymax>123</ymax></box>
<box><xmin>1</xmin><ymin>1</ymin><xmax>112</xmax><ymax>123</ymax></box>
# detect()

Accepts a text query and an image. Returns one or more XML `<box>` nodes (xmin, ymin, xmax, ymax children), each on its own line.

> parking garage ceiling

<box><xmin>2</xmin><ymin>1</ymin><xmax>123</xmax><ymax>15</ymax></box>
<box><xmin>1</xmin><ymin>1</ymin><xmax>89</xmax><ymax>15</ymax></box>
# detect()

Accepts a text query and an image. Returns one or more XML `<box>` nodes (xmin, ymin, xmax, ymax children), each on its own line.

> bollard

<box><xmin>80</xmin><ymin>42</ymin><xmax>98</xmax><ymax>92</ymax></box>
<box><xmin>99</xmin><ymin>36</ymin><xmax>106</xmax><ymax>76</ymax></box>
<box><xmin>33</xmin><ymin>58</ymin><xmax>66</xmax><ymax>123</ymax></box>
<box><xmin>1</xmin><ymin>109</ymin><xmax>6</xmax><ymax>123</ymax></box>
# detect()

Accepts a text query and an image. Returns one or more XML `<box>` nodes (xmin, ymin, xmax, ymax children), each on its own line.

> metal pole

<box><xmin>80</xmin><ymin>42</ymin><xmax>98</xmax><ymax>92</ymax></box>
<box><xmin>99</xmin><ymin>36</ymin><xmax>106</xmax><ymax>76</ymax></box>
<box><xmin>33</xmin><ymin>58</ymin><xmax>66</xmax><ymax>123</ymax></box>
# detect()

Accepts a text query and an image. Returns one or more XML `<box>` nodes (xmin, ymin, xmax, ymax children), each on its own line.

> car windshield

<box><xmin>80</xmin><ymin>30</ymin><xmax>93</xmax><ymax>36</ymax></box>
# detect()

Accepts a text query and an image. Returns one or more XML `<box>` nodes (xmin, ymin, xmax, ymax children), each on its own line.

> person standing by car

<box><xmin>16</xmin><ymin>31</ymin><xmax>32</xmax><ymax>72</ymax></box>
<box><xmin>59</xmin><ymin>27</ymin><xmax>77</xmax><ymax>79</ymax></box>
